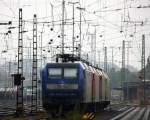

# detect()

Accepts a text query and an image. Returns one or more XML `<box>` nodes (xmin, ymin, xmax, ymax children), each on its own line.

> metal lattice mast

<box><xmin>94</xmin><ymin>26</ymin><xmax>96</xmax><ymax>66</ymax></box>
<box><xmin>141</xmin><ymin>34</ymin><xmax>145</xmax><ymax>103</ymax></box>
<box><xmin>61</xmin><ymin>0</ymin><xmax>65</xmax><ymax>56</ymax></box>
<box><xmin>90</xmin><ymin>34</ymin><xmax>94</xmax><ymax>65</ymax></box>
<box><xmin>121</xmin><ymin>40</ymin><xmax>125</xmax><ymax>101</ymax></box>
<box><xmin>104</xmin><ymin>47</ymin><xmax>107</xmax><ymax>72</ymax></box>
<box><xmin>98</xmin><ymin>51</ymin><xmax>101</xmax><ymax>68</ymax></box>
<box><xmin>68</xmin><ymin>2</ymin><xmax>79</xmax><ymax>56</ymax></box>
<box><xmin>126</xmin><ymin>41</ymin><xmax>131</xmax><ymax>101</ymax></box>
<box><xmin>104</xmin><ymin>46</ymin><xmax>107</xmax><ymax>100</ymax></box>
<box><xmin>31</xmin><ymin>14</ymin><xmax>38</xmax><ymax>113</ymax></box>
<box><xmin>76</xmin><ymin>6</ymin><xmax>85</xmax><ymax>59</ymax></box>
<box><xmin>72</xmin><ymin>2</ymin><xmax>75</xmax><ymax>56</ymax></box>
<box><xmin>111</xmin><ymin>47</ymin><xmax>114</xmax><ymax>69</ymax></box>
<box><xmin>79</xmin><ymin>7</ymin><xmax>82</xmax><ymax>59</ymax></box>
<box><xmin>16</xmin><ymin>8</ymin><xmax>24</xmax><ymax>114</ymax></box>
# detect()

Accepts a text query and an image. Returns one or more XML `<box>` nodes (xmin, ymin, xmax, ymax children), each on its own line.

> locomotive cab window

<box><xmin>64</xmin><ymin>68</ymin><xmax>77</xmax><ymax>79</ymax></box>
<box><xmin>48</xmin><ymin>68</ymin><xmax>62</xmax><ymax>79</ymax></box>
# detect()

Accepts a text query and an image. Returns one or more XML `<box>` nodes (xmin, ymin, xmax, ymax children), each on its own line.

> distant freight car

<box><xmin>41</xmin><ymin>62</ymin><xmax>110</xmax><ymax>113</ymax></box>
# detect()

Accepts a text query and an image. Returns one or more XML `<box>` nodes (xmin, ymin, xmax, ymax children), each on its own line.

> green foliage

<box><xmin>66</xmin><ymin>110</ymin><xmax>81</xmax><ymax>120</ymax></box>
<box><xmin>140</xmin><ymin>100</ymin><xmax>146</xmax><ymax>107</ymax></box>
<box><xmin>65</xmin><ymin>103</ymin><xmax>82</xmax><ymax>120</ymax></box>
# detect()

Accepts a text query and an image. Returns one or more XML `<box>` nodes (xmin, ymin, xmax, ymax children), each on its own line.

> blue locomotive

<box><xmin>41</xmin><ymin>61</ymin><xmax>110</xmax><ymax>112</ymax></box>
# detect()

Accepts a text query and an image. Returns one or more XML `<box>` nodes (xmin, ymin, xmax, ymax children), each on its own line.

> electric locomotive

<box><xmin>41</xmin><ymin>56</ymin><xmax>110</xmax><ymax>112</ymax></box>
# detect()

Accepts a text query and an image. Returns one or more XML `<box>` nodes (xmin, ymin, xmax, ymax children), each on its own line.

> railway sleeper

<box><xmin>121</xmin><ymin>107</ymin><xmax>140</xmax><ymax>120</ymax></box>
<box><xmin>132</xmin><ymin>107</ymin><xmax>146</xmax><ymax>120</ymax></box>
<box><xmin>111</xmin><ymin>107</ymin><xmax>135</xmax><ymax>120</ymax></box>
<box><xmin>143</xmin><ymin>107</ymin><xmax>150</xmax><ymax>120</ymax></box>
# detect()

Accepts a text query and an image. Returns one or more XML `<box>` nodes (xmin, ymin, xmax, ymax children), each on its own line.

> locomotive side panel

<box><xmin>99</xmin><ymin>76</ymin><xmax>102</xmax><ymax>101</ymax></box>
<box><xmin>42</xmin><ymin>67</ymin><xmax>48</xmax><ymax>105</ymax></box>
<box><xmin>104</xmin><ymin>73</ymin><xmax>110</xmax><ymax>101</ymax></box>
<box><xmin>102</xmin><ymin>72</ymin><xmax>110</xmax><ymax>101</ymax></box>
<box><xmin>94</xmin><ymin>71</ymin><xmax>100</xmax><ymax>102</ymax></box>
<box><xmin>97</xmin><ymin>70</ymin><xmax>103</xmax><ymax>101</ymax></box>
<box><xmin>102</xmin><ymin>73</ymin><xmax>106</xmax><ymax>101</ymax></box>
<box><xmin>83</xmin><ymin>70</ymin><xmax>92</xmax><ymax>103</ymax></box>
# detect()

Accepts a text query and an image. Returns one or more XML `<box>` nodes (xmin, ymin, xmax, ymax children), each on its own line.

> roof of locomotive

<box><xmin>44</xmin><ymin>61</ymin><xmax>85</xmax><ymax>69</ymax></box>
<box><xmin>44</xmin><ymin>61</ymin><xmax>103</xmax><ymax>74</ymax></box>
<box><xmin>42</xmin><ymin>62</ymin><xmax>109</xmax><ymax>80</ymax></box>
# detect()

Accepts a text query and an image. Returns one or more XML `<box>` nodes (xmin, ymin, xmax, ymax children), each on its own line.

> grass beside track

<box><xmin>47</xmin><ymin>110</ymin><xmax>82</xmax><ymax>120</ymax></box>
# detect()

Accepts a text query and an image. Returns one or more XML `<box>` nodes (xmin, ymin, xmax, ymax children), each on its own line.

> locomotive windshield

<box><xmin>48</xmin><ymin>67</ymin><xmax>77</xmax><ymax>80</ymax></box>
<box><xmin>64</xmin><ymin>68</ymin><xmax>77</xmax><ymax>79</ymax></box>
<box><xmin>48</xmin><ymin>68</ymin><xmax>62</xmax><ymax>79</ymax></box>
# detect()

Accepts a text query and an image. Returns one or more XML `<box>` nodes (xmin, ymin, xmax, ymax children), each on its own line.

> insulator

<box><xmin>50</xmin><ymin>28</ymin><xmax>53</xmax><ymax>31</ymax></box>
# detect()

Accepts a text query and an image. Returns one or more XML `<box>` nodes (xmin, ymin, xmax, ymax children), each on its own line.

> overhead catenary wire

<box><xmin>0</xmin><ymin>0</ymin><xmax>150</xmax><ymax>71</ymax></box>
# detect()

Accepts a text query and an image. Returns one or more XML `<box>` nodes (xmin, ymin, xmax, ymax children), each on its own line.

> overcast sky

<box><xmin>0</xmin><ymin>0</ymin><xmax>150</xmax><ymax>70</ymax></box>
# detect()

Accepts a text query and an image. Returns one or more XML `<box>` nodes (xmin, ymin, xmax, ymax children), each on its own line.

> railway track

<box><xmin>0</xmin><ymin>100</ymin><xmax>43</xmax><ymax>117</ymax></box>
<box><xmin>94</xmin><ymin>104</ymin><xmax>129</xmax><ymax>120</ymax></box>
<box><xmin>0</xmin><ymin>99</ymin><xmax>149</xmax><ymax>120</ymax></box>
<box><xmin>111</xmin><ymin>106</ymin><xmax>150</xmax><ymax>120</ymax></box>
<box><xmin>0</xmin><ymin>100</ymin><xmax>130</xmax><ymax>120</ymax></box>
